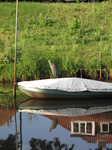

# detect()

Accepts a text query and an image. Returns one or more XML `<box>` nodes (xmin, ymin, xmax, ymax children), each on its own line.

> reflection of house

<box><xmin>71</xmin><ymin>121</ymin><xmax>95</xmax><ymax>136</ymax></box>
<box><xmin>0</xmin><ymin>109</ymin><xmax>15</xmax><ymax>126</ymax></box>
<box><xmin>44</xmin><ymin>111</ymin><xmax>112</xmax><ymax>144</ymax></box>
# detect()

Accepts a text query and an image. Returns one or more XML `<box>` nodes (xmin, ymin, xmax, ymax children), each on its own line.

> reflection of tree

<box><xmin>29</xmin><ymin>137</ymin><xmax>75</xmax><ymax>150</ymax></box>
<box><xmin>28</xmin><ymin>113</ymin><xmax>38</xmax><ymax>122</ymax></box>
<box><xmin>0</xmin><ymin>134</ymin><xmax>20</xmax><ymax>150</ymax></box>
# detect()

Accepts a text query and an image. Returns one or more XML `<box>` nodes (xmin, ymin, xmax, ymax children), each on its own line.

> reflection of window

<box><xmin>73</xmin><ymin>123</ymin><xmax>79</xmax><ymax>132</ymax></box>
<box><xmin>109</xmin><ymin>123</ymin><xmax>112</xmax><ymax>133</ymax></box>
<box><xmin>87</xmin><ymin>123</ymin><xmax>92</xmax><ymax>134</ymax></box>
<box><xmin>71</xmin><ymin>121</ymin><xmax>95</xmax><ymax>136</ymax></box>
<box><xmin>102</xmin><ymin>124</ymin><xmax>108</xmax><ymax>132</ymax></box>
<box><xmin>100</xmin><ymin>122</ymin><xmax>112</xmax><ymax>134</ymax></box>
<box><xmin>80</xmin><ymin>123</ymin><xmax>85</xmax><ymax>133</ymax></box>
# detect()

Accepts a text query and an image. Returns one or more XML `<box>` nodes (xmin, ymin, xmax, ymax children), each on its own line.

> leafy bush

<box><xmin>68</xmin><ymin>18</ymin><xmax>84</xmax><ymax>44</ymax></box>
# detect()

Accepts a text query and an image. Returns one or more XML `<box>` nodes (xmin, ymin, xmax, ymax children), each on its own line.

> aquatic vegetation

<box><xmin>0</xmin><ymin>85</ymin><xmax>29</xmax><ymax>108</ymax></box>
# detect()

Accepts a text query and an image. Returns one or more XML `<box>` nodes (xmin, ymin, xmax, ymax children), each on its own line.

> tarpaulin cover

<box><xmin>18</xmin><ymin>77</ymin><xmax>112</xmax><ymax>92</ymax></box>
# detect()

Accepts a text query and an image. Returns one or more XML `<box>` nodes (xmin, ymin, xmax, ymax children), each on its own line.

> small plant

<box><xmin>74</xmin><ymin>0</ymin><xmax>80</xmax><ymax>11</ymax></box>
<box><xmin>68</xmin><ymin>18</ymin><xmax>84</xmax><ymax>44</ymax></box>
<box><xmin>38</xmin><ymin>13</ymin><xmax>52</xmax><ymax>27</ymax></box>
<box><xmin>94</xmin><ymin>25</ymin><xmax>104</xmax><ymax>41</ymax></box>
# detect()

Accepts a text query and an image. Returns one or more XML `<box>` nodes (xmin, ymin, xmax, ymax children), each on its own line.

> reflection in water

<box><xmin>1</xmin><ymin>98</ymin><xmax>112</xmax><ymax>149</ymax></box>
<box><xmin>13</xmin><ymin>98</ymin><xmax>18</xmax><ymax>150</ymax></box>
<box><xmin>0</xmin><ymin>108</ymin><xmax>19</xmax><ymax>149</ymax></box>
<box><xmin>18</xmin><ymin>98</ymin><xmax>112</xmax><ymax>149</ymax></box>
<box><xmin>0</xmin><ymin>109</ymin><xmax>14</xmax><ymax>126</ymax></box>
<box><xmin>0</xmin><ymin>97</ymin><xmax>19</xmax><ymax>150</ymax></box>
<box><xmin>44</xmin><ymin>110</ymin><xmax>112</xmax><ymax>144</ymax></box>
<box><xmin>20</xmin><ymin>112</ymin><xmax>22</xmax><ymax>150</ymax></box>
<box><xmin>71</xmin><ymin>120</ymin><xmax>95</xmax><ymax>136</ymax></box>
<box><xmin>18</xmin><ymin>98</ymin><xmax>112</xmax><ymax>110</ymax></box>
<box><xmin>98</xmin><ymin>140</ymin><xmax>106</xmax><ymax>149</ymax></box>
<box><xmin>29</xmin><ymin>137</ymin><xmax>75</xmax><ymax>150</ymax></box>
<box><xmin>49</xmin><ymin>117</ymin><xmax>58</xmax><ymax>132</ymax></box>
<box><xmin>0</xmin><ymin>134</ymin><xmax>18</xmax><ymax>150</ymax></box>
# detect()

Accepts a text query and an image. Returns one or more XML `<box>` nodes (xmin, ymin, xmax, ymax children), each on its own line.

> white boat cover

<box><xmin>18</xmin><ymin>105</ymin><xmax>112</xmax><ymax>116</ymax></box>
<box><xmin>18</xmin><ymin>77</ymin><xmax>112</xmax><ymax>92</ymax></box>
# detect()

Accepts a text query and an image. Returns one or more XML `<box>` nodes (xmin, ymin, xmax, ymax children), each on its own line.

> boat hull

<box><xmin>18</xmin><ymin>86</ymin><xmax>112</xmax><ymax>99</ymax></box>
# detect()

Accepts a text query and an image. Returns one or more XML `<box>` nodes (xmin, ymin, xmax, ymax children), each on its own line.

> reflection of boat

<box><xmin>19</xmin><ymin>104</ymin><xmax>112</xmax><ymax>116</ymax></box>
<box><xmin>18</xmin><ymin>98</ymin><xmax>112</xmax><ymax>116</ymax></box>
<box><xmin>18</xmin><ymin>77</ymin><xmax>112</xmax><ymax>99</ymax></box>
<box><xmin>18</xmin><ymin>98</ymin><xmax>112</xmax><ymax>110</ymax></box>
<box><xmin>18</xmin><ymin>98</ymin><xmax>77</xmax><ymax>110</ymax></box>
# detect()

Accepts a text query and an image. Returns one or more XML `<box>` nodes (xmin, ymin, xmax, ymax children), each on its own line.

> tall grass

<box><xmin>0</xmin><ymin>2</ymin><xmax>112</xmax><ymax>81</ymax></box>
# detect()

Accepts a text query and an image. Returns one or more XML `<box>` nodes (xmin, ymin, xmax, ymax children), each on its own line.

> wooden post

<box><xmin>100</xmin><ymin>53</ymin><xmax>102</xmax><ymax>80</ymax></box>
<box><xmin>80</xmin><ymin>67</ymin><xmax>82</xmax><ymax>78</ymax></box>
<box><xmin>13</xmin><ymin>0</ymin><xmax>18</xmax><ymax>98</ymax></box>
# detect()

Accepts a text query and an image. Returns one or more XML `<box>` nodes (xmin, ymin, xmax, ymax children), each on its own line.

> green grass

<box><xmin>0</xmin><ymin>1</ymin><xmax>112</xmax><ymax>81</ymax></box>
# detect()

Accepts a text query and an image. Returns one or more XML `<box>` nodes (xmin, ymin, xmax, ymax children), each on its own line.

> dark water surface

<box><xmin>0</xmin><ymin>84</ymin><xmax>112</xmax><ymax>150</ymax></box>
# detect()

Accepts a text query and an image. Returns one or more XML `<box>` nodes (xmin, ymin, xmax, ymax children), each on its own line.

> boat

<box><xmin>18</xmin><ymin>77</ymin><xmax>112</xmax><ymax>99</ymax></box>
<box><xmin>13</xmin><ymin>0</ymin><xmax>112</xmax><ymax>100</ymax></box>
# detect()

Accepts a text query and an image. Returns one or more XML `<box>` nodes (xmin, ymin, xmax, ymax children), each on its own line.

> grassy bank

<box><xmin>0</xmin><ymin>2</ymin><xmax>112</xmax><ymax>82</ymax></box>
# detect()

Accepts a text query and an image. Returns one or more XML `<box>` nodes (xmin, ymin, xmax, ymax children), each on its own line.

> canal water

<box><xmin>0</xmin><ymin>84</ymin><xmax>112</xmax><ymax>150</ymax></box>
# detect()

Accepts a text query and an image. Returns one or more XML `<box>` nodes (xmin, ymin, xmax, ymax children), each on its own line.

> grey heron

<box><xmin>48</xmin><ymin>60</ymin><xmax>58</xmax><ymax>78</ymax></box>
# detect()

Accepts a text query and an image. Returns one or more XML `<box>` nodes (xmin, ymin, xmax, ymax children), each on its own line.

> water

<box><xmin>0</xmin><ymin>83</ymin><xmax>112</xmax><ymax>150</ymax></box>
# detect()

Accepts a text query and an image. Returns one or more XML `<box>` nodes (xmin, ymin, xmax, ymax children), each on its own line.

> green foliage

<box><xmin>0</xmin><ymin>2</ymin><xmax>112</xmax><ymax>81</ymax></box>
<box><xmin>38</xmin><ymin>13</ymin><xmax>53</xmax><ymax>27</ymax></box>
<box><xmin>94</xmin><ymin>25</ymin><xmax>104</xmax><ymax>41</ymax></box>
<box><xmin>68</xmin><ymin>17</ymin><xmax>84</xmax><ymax>44</ymax></box>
